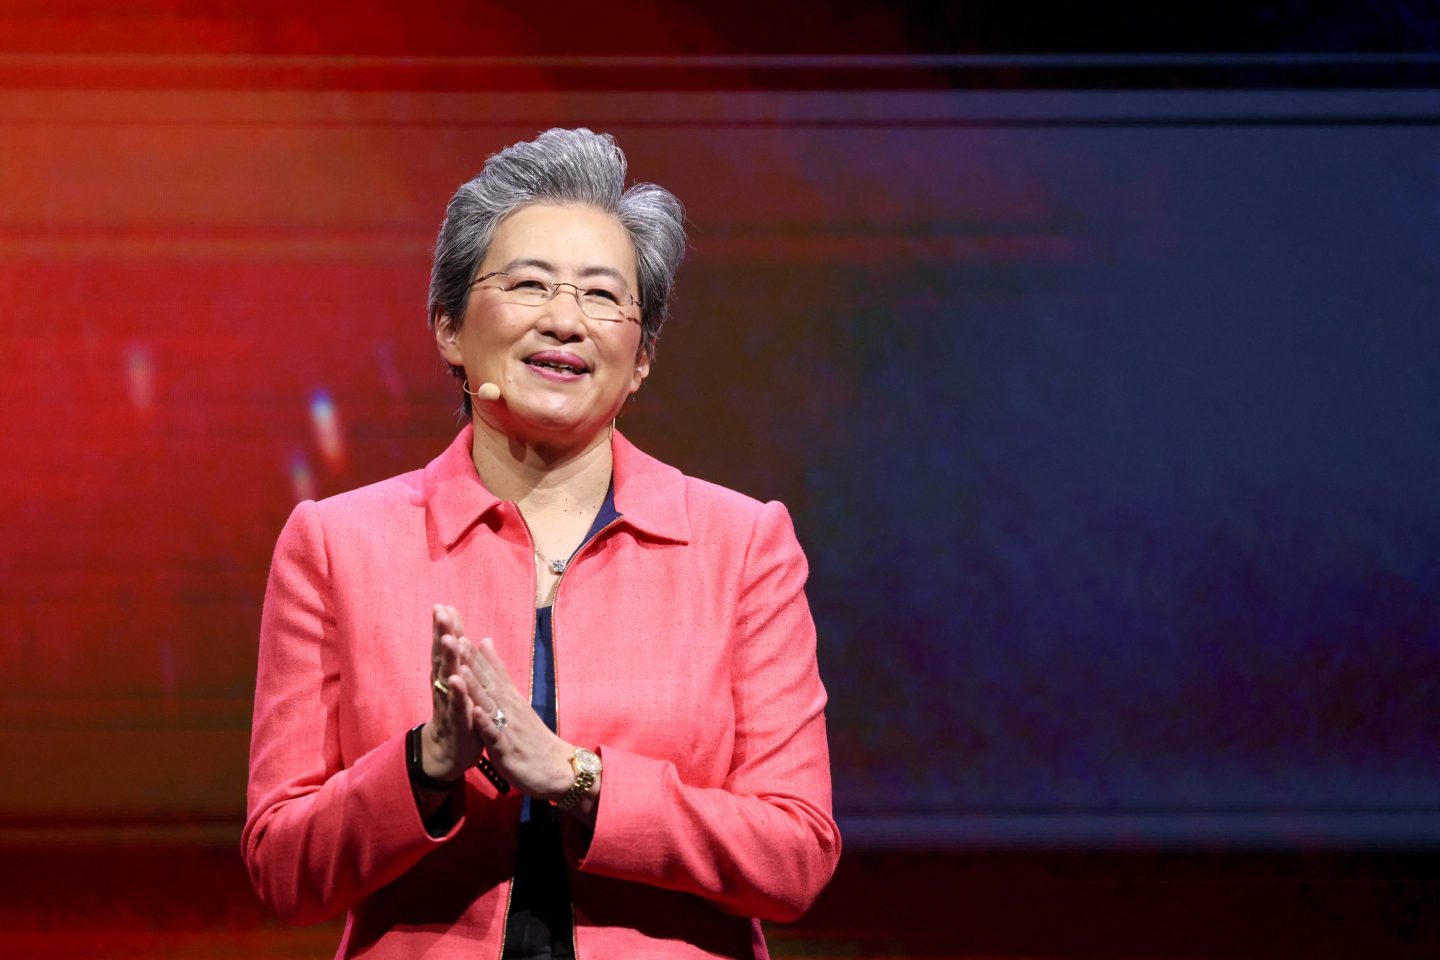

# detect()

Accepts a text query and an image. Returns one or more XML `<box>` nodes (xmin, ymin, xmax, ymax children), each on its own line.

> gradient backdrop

<box><xmin>2</xmin><ymin>5</ymin><xmax>1439</xmax><ymax>956</ymax></box>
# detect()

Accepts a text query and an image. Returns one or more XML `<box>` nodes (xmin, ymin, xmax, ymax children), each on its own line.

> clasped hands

<box><xmin>420</xmin><ymin>604</ymin><xmax>577</xmax><ymax>804</ymax></box>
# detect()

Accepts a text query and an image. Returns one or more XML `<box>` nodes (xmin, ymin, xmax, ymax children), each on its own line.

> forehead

<box><xmin>485</xmin><ymin>202</ymin><xmax>637</xmax><ymax>287</ymax></box>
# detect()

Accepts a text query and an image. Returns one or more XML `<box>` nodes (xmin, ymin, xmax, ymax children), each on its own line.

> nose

<box><xmin>537</xmin><ymin>284</ymin><xmax>588</xmax><ymax>341</ymax></box>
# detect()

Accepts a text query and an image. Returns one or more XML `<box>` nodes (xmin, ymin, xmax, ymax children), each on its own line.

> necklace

<box><xmin>534</xmin><ymin>547</ymin><xmax>569</xmax><ymax>575</ymax></box>
<box><xmin>521</xmin><ymin>485</ymin><xmax>606</xmax><ymax>577</ymax></box>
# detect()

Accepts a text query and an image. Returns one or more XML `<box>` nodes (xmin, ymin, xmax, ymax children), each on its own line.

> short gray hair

<box><xmin>427</xmin><ymin>128</ymin><xmax>686</xmax><ymax>415</ymax></box>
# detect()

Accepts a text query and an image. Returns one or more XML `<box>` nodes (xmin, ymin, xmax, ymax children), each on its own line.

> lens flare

<box><xmin>309</xmin><ymin>389</ymin><xmax>345</xmax><ymax>468</ymax></box>
<box><xmin>289</xmin><ymin>451</ymin><xmax>316</xmax><ymax>502</ymax></box>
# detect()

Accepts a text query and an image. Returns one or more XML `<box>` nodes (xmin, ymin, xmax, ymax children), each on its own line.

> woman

<box><xmin>242</xmin><ymin>128</ymin><xmax>839</xmax><ymax>959</ymax></box>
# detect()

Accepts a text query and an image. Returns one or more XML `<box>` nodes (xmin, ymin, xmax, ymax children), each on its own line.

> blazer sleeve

<box><xmin>241</xmin><ymin>499</ymin><xmax>459</xmax><ymax>925</ymax></box>
<box><xmin>574</xmin><ymin>499</ymin><xmax>841</xmax><ymax>922</ymax></box>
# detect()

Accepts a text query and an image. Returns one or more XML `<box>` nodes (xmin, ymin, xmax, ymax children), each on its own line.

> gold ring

<box><xmin>433</xmin><ymin>677</ymin><xmax>450</xmax><ymax>700</ymax></box>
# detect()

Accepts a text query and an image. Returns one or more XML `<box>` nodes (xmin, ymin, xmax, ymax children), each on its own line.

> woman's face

<box><xmin>437</xmin><ymin>202</ymin><xmax>650</xmax><ymax>450</ymax></box>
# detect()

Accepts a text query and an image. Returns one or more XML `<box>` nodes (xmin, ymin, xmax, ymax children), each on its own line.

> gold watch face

<box><xmin>574</xmin><ymin>747</ymin><xmax>601</xmax><ymax>776</ymax></box>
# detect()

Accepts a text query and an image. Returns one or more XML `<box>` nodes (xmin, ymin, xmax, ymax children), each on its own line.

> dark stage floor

<box><xmin>1</xmin><ymin>844</ymin><xmax>1436</xmax><ymax>958</ymax></box>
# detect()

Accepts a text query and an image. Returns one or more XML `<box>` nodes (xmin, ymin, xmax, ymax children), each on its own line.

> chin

<box><xmin>513</xmin><ymin>406</ymin><xmax>603</xmax><ymax>439</ymax></box>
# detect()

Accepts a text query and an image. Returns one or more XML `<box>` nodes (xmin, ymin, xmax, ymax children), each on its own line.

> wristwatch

<box><xmin>554</xmin><ymin>747</ymin><xmax>601</xmax><ymax>811</ymax></box>
<box><xmin>406</xmin><ymin>722</ymin><xmax>462</xmax><ymax>792</ymax></box>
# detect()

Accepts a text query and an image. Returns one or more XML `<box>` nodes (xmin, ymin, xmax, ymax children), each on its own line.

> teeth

<box><xmin>530</xmin><ymin>359</ymin><xmax>583</xmax><ymax>373</ymax></box>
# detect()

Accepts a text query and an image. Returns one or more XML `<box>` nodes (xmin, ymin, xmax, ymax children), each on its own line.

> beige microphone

<box><xmin>464</xmin><ymin>380</ymin><xmax>502</xmax><ymax>402</ymax></box>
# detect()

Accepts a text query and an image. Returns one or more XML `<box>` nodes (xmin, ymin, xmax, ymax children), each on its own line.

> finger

<box><xmin>452</xmin><ymin>638</ymin><xmax>473</xmax><ymax>680</ymax></box>
<box><xmin>472</xmin><ymin>700</ymin><xmax>506</xmax><ymax>740</ymax></box>
<box><xmin>454</xmin><ymin>637</ymin><xmax>482</xmax><ymax>695</ymax></box>
<box><xmin>457</xmin><ymin>641</ymin><xmax>498</xmax><ymax>702</ymax></box>
<box><xmin>431</xmin><ymin>673</ymin><xmax>455</xmax><ymax>717</ymax></box>
<box><xmin>431</xmin><ymin>674</ymin><xmax>454</xmax><ymax>707</ymax></box>
<box><xmin>438</xmin><ymin>604</ymin><xmax>466</xmax><ymax>639</ymax></box>
<box><xmin>457</xmin><ymin>661</ymin><xmax>484</xmax><ymax>706</ymax></box>
<box><xmin>462</xmin><ymin>636</ymin><xmax>494</xmax><ymax>689</ymax></box>
<box><xmin>433</xmin><ymin>605</ymin><xmax>461</xmax><ymax>652</ymax></box>
<box><xmin>430</xmin><ymin>604</ymin><xmax>447</xmax><ymax>667</ymax></box>
<box><xmin>431</xmin><ymin>625</ymin><xmax>458</xmax><ymax>707</ymax></box>
<box><xmin>432</xmin><ymin>633</ymin><xmax>471</xmax><ymax>731</ymax></box>
<box><xmin>474</xmin><ymin>636</ymin><xmax>519</xmax><ymax>696</ymax></box>
<box><xmin>445</xmin><ymin>672</ymin><xmax>473</xmax><ymax>728</ymax></box>
<box><xmin>429</xmin><ymin>634</ymin><xmax>451</xmax><ymax>698</ymax></box>
<box><xmin>466</xmin><ymin>667</ymin><xmax>506</xmax><ymax>736</ymax></box>
<box><xmin>453</xmin><ymin>631</ymin><xmax>481</xmax><ymax>683</ymax></box>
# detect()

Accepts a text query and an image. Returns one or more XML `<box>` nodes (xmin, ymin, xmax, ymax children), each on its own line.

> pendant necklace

<box><xmin>534</xmin><ymin>547</ymin><xmax>569</xmax><ymax>575</ymax></box>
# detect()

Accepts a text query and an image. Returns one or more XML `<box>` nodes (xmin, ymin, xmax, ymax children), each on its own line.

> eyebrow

<box><xmin>500</xmin><ymin>258</ymin><xmax>631</xmax><ymax>288</ymax></box>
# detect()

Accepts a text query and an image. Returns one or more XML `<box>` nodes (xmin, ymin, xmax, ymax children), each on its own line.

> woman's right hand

<box><xmin>420</xmin><ymin>604</ymin><xmax>488</xmax><ymax>784</ymax></box>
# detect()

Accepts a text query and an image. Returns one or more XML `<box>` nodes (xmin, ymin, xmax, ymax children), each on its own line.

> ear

<box><xmin>628</xmin><ymin>342</ymin><xmax>652</xmax><ymax>395</ymax></box>
<box><xmin>435</xmin><ymin>315</ymin><xmax>464</xmax><ymax>366</ymax></box>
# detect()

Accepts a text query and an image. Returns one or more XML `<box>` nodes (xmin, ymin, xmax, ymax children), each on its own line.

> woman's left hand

<box><xmin>457</xmin><ymin>635</ymin><xmax>576</xmax><ymax>804</ymax></box>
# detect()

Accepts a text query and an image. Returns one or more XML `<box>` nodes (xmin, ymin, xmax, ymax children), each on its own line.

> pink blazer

<box><xmin>242</xmin><ymin>426</ymin><xmax>840</xmax><ymax>959</ymax></box>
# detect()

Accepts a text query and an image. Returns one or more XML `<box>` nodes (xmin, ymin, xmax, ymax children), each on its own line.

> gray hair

<box><xmin>427</xmin><ymin>128</ymin><xmax>687</xmax><ymax>415</ymax></box>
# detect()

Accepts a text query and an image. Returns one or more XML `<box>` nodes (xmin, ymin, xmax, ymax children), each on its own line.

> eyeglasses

<box><xmin>471</xmin><ymin>272</ymin><xmax>641</xmax><ymax>324</ymax></box>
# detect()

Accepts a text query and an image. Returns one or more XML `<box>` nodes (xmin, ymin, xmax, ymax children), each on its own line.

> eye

<box><xmin>582</xmin><ymin>286</ymin><xmax>622</xmax><ymax>304</ymax></box>
<box><xmin>507</xmin><ymin>278</ymin><xmax>549</xmax><ymax>292</ymax></box>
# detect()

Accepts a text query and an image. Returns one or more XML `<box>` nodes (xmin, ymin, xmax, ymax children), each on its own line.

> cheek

<box><xmin>460</xmin><ymin>318</ymin><xmax>515</xmax><ymax>362</ymax></box>
<box><xmin>612</xmin><ymin>328</ymin><xmax>647</xmax><ymax>369</ymax></box>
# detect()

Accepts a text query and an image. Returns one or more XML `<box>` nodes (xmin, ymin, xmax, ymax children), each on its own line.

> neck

<box><xmin>468</xmin><ymin>419</ymin><xmax>614</xmax><ymax>512</ymax></box>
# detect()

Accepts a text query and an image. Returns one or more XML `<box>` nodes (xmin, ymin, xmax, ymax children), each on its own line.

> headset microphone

<box><xmin>464</xmin><ymin>381</ymin><xmax>502</xmax><ymax>402</ymax></box>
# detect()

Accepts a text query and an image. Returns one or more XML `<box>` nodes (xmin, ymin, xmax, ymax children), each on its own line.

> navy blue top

<box><xmin>521</xmin><ymin>483</ymin><xmax>620</xmax><ymax>817</ymax></box>
<box><xmin>503</xmin><ymin>486</ymin><xmax>619</xmax><ymax>960</ymax></box>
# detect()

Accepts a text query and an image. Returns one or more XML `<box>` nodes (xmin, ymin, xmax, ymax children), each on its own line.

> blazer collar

<box><xmin>609</xmin><ymin>428</ymin><xmax>690</xmax><ymax>545</ymax></box>
<box><xmin>425</xmin><ymin>424</ymin><xmax>690</xmax><ymax>550</ymax></box>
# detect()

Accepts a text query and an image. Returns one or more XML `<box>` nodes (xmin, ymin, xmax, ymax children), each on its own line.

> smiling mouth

<box><xmin>525</xmin><ymin>358</ymin><xmax>589</xmax><ymax>375</ymax></box>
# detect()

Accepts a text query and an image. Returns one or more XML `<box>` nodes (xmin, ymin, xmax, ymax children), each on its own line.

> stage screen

<box><xmin>2</xmin><ymin>86</ymin><xmax>1437</xmax><ymax>847</ymax></box>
